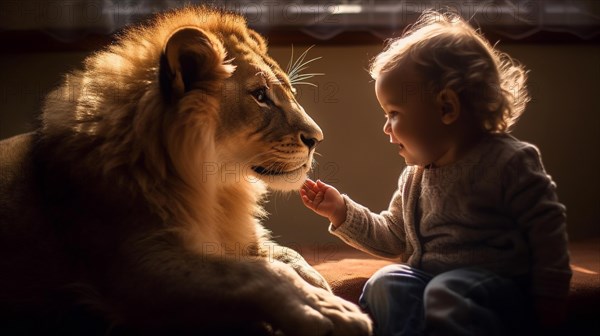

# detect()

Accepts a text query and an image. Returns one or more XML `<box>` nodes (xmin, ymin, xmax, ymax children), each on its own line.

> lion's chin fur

<box><xmin>257</xmin><ymin>170</ymin><xmax>311</xmax><ymax>192</ymax></box>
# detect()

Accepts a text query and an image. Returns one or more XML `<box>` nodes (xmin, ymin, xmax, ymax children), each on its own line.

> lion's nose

<box><xmin>300</xmin><ymin>133</ymin><xmax>321</xmax><ymax>150</ymax></box>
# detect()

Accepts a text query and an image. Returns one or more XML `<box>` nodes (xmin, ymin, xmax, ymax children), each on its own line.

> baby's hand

<box><xmin>300</xmin><ymin>179</ymin><xmax>347</xmax><ymax>227</ymax></box>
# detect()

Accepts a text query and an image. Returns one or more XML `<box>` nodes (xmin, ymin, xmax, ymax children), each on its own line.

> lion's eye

<box><xmin>251</xmin><ymin>87</ymin><xmax>269</xmax><ymax>103</ymax></box>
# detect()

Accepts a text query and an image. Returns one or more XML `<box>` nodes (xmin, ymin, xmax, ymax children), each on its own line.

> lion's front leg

<box><xmin>111</xmin><ymin>234</ymin><xmax>372</xmax><ymax>336</ymax></box>
<box><xmin>261</xmin><ymin>241</ymin><xmax>332</xmax><ymax>292</ymax></box>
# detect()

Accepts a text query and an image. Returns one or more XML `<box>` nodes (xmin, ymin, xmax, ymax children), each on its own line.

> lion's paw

<box><xmin>268</xmin><ymin>261</ymin><xmax>372</xmax><ymax>336</ymax></box>
<box><xmin>310</xmin><ymin>288</ymin><xmax>373</xmax><ymax>336</ymax></box>
<box><xmin>276</xmin><ymin>286</ymin><xmax>372</xmax><ymax>336</ymax></box>
<box><xmin>275</xmin><ymin>301</ymin><xmax>333</xmax><ymax>336</ymax></box>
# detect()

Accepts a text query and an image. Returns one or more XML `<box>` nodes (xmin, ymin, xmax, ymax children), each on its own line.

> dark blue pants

<box><xmin>359</xmin><ymin>264</ymin><xmax>529</xmax><ymax>336</ymax></box>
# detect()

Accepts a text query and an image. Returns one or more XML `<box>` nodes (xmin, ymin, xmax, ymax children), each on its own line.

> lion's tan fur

<box><xmin>0</xmin><ymin>6</ymin><xmax>372</xmax><ymax>335</ymax></box>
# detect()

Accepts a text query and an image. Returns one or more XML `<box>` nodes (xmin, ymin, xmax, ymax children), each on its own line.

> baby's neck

<box><xmin>431</xmin><ymin>127</ymin><xmax>486</xmax><ymax>168</ymax></box>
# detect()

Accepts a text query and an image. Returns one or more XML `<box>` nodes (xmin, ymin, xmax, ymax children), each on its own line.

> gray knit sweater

<box><xmin>330</xmin><ymin>133</ymin><xmax>572</xmax><ymax>299</ymax></box>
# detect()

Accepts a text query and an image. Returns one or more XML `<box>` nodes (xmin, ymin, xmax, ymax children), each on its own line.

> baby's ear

<box><xmin>437</xmin><ymin>88</ymin><xmax>461</xmax><ymax>125</ymax></box>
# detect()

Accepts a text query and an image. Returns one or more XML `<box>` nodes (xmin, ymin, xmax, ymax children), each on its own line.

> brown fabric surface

<box><xmin>565</xmin><ymin>238</ymin><xmax>600</xmax><ymax>322</ymax></box>
<box><xmin>303</xmin><ymin>238</ymin><xmax>600</xmax><ymax>320</ymax></box>
<box><xmin>305</xmin><ymin>248</ymin><xmax>393</xmax><ymax>303</ymax></box>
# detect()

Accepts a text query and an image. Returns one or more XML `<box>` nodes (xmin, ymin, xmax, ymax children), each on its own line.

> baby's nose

<box><xmin>382</xmin><ymin>119</ymin><xmax>391</xmax><ymax>135</ymax></box>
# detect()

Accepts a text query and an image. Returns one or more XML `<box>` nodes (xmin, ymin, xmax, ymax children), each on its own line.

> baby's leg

<box><xmin>423</xmin><ymin>267</ymin><xmax>529</xmax><ymax>336</ymax></box>
<box><xmin>359</xmin><ymin>264</ymin><xmax>433</xmax><ymax>336</ymax></box>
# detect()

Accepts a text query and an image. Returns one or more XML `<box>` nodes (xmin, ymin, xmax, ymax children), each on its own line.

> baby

<box><xmin>301</xmin><ymin>10</ymin><xmax>571</xmax><ymax>336</ymax></box>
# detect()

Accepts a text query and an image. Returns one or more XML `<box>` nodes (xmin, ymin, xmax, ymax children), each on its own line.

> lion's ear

<box><xmin>159</xmin><ymin>27</ymin><xmax>234</xmax><ymax>103</ymax></box>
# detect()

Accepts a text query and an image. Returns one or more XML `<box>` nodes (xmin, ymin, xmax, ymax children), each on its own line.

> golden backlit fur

<box><xmin>0</xmin><ymin>6</ymin><xmax>371</xmax><ymax>335</ymax></box>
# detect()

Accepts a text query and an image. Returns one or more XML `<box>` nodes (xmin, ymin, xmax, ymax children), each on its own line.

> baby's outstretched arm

<box><xmin>300</xmin><ymin>179</ymin><xmax>347</xmax><ymax>227</ymax></box>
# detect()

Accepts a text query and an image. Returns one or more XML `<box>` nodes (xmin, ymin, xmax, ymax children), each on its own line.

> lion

<box><xmin>0</xmin><ymin>6</ymin><xmax>372</xmax><ymax>336</ymax></box>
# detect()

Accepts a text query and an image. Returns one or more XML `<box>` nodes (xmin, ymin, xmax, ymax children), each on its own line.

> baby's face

<box><xmin>375</xmin><ymin>65</ymin><xmax>451</xmax><ymax>166</ymax></box>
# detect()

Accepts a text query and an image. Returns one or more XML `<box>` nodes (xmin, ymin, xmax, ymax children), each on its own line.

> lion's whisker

<box><xmin>290</xmin><ymin>81</ymin><xmax>319</xmax><ymax>88</ymax></box>
<box><xmin>287</xmin><ymin>45</ymin><xmax>324</xmax><ymax>88</ymax></box>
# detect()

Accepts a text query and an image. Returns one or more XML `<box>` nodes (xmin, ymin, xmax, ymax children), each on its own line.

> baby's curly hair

<box><xmin>370</xmin><ymin>10</ymin><xmax>530</xmax><ymax>133</ymax></box>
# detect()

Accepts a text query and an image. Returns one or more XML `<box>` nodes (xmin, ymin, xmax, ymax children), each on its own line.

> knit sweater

<box><xmin>330</xmin><ymin>133</ymin><xmax>572</xmax><ymax>299</ymax></box>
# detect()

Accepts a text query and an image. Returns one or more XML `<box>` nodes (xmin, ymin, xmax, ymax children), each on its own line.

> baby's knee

<box><xmin>362</xmin><ymin>264</ymin><xmax>429</xmax><ymax>303</ymax></box>
<box><xmin>363</xmin><ymin>265</ymin><xmax>404</xmax><ymax>298</ymax></box>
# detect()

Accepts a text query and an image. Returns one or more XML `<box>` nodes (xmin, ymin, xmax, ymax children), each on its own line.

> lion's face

<box><xmin>160</xmin><ymin>24</ymin><xmax>322</xmax><ymax>192</ymax></box>
<box><xmin>216</xmin><ymin>47</ymin><xmax>323</xmax><ymax>191</ymax></box>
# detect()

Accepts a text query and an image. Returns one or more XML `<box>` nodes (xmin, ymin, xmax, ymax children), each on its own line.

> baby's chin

<box><xmin>401</xmin><ymin>156</ymin><xmax>416</xmax><ymax>166</ymax></box>
<box><xmin>398</xmin><ymin>151</ymin><xmax>414</xmax><ymax>166</ymax></box>
<box><xmin>401</xmin><ymin>155</ymin><xmax>428</xmax><ymax>167</ymax></box>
